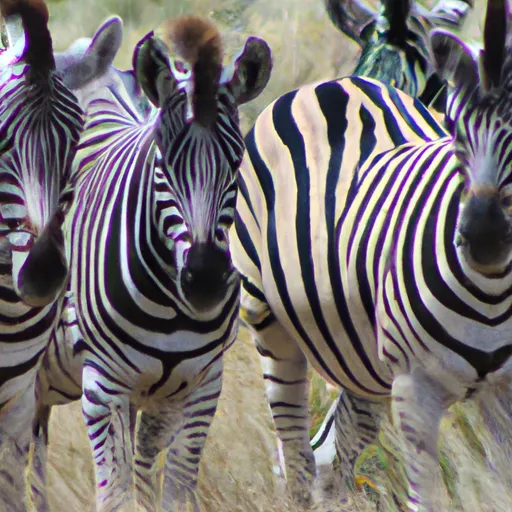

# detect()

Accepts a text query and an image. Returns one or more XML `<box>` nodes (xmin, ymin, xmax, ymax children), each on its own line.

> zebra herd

<box><xmin>0</xmin><ymin>0</ymin><xmax>511</xmax><ymax>511</ymax></box>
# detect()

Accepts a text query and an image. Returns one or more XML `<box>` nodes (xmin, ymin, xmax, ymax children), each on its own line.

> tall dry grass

<box><xmin>38</xmin><ymin>1</ymin><xmax>512</xmax><ymax>511</ymax></box>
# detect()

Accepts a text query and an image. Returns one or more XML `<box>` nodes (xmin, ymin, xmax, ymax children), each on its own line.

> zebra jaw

<box><xmin>456</xmin><ymin>233</ymin><xmax>512</xmax><ymax>276</ymax></box>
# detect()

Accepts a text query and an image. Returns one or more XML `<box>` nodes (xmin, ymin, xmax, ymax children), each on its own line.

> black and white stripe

<box><xmin>231</xmin><ymin>0</ymin><xmax>474</xmax><ymax>506</ymax></box>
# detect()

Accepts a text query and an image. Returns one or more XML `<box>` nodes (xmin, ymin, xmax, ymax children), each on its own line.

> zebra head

<box><xmin>431</xmin><ymin>0</ymin><xmax>512</xmax><ymax>275</ymax></box>
<box><xmin>325</xmin><ymin>0</ymin><xmax>473</xmax><ymax>97</ymax></box>
<box><xmin>134</xmin><ymin>17</ymin><xmax>272</xmax><ymax>313</ymax></box>
<box><xmin>0</xmin><ymin>2</ymin><xmax>122</xmax><ymax>307</ymax></box>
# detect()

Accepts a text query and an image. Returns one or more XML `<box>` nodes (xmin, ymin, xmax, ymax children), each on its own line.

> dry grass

<box><xmin>37</xmin><ymin>1</ymin><xmax>512</xmax><ymax>511</ymax></box>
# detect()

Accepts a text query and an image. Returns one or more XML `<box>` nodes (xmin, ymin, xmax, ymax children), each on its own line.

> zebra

<box><xmin>0</xmin><ymin>1</ymin><xmax>123</xmax><ymax>509</ymax></box>
<box><xmin>232</xmin><ymin>0</ymin><xmax>512</xmax><ymax>509</ymax></box>
<box><xmin>324</xmin><ymin>0</ymin><xmax>473</xmax><ymax>112</ymax></box>
<box><xmin>310</xmin><ymin>0</ymin><xmax>475</xmax><ymax>471</ymax></box>
<box><xmin>230</xmin><ymin>0</ymin><xmax>473</xmax><ymax>500</ymax></box>
<box><xmin>31</xmin><ymin>15</ymin><xmax>273</xmax><ymax>512</ymax></box>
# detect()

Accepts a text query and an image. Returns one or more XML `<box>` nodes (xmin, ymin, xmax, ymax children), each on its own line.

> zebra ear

<box><xmin>222</xmin><ymin>37</ymin><xmax>272</xmax><ymax>105</ymax></box>
<box><xmin>55</xmin><ymin>16</ymin><xmax>123</xmax><ymax>90</ymax></box>
<box><xmin>427</xmin><ymin>0</ymin><xmax>473</xmax><ymax>29</ymax></box>
<box><xmin>324</xmin><ymin>0</ymin><xmax>377</xmax><ymax>47</ymax></box>
<box><xmin>133</xmin><ymin>33</ymin><xmax>179</xmax><ymax>108</ymax></box>
<box><xmin>430</xmin><ymin>29</ymin><xmax>479</xmax><ymax>92</ymax></box>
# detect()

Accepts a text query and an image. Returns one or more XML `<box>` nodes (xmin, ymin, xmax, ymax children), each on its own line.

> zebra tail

<box><xmin>0</xmin><ymin>0</ymin><xmax>55</xmax><ymax>77</ymax></box>
<box><xmin>164</xmin><ymin>15</ymin><xmax>223</xmax><ymax>128</ymax></box>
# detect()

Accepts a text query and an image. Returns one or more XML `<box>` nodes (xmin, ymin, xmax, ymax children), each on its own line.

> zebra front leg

<box><xmin>391</xmin><ymin>367</ymin><xmax>450</xmax><ymax>512</ymax></box>
<box><xmin>134</xmin><ymin>407</ymin><xmax>172</xmax><ymax>511</ymax></box>
<box><xmin>160</xmin><ymin>360</ymin><xmax>224</xmax><ymax>512</ymax></box>
<box><xmin>82</xmin><ymin>364</ymin><xmax>132</xmax><ymax>512</ymax></box>
<box><xmin>251</xmin><ymin>320</ymin><xmax>316</xmax><ymax>507</ymax></box>
<box><xmin>0</xmin><ymin>379</ymin><xmax>37</xmax><ymax>512</ymax></box>
<box><xmin>28</xmin><ymin>403</ymin><xmax>51</xmax><ymax>512</ymax></box>
<box><xmin>476</xmin><ymin>385</ymin><xmax>512</xmax><ymax>478</ymax></box>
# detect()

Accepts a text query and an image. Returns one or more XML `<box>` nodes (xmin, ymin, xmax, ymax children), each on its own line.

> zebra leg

<box><xmin>250</xmin><ymin>319</ymin><xmax>316</xmax><ymax>507</ymax></box>
<box><xmin>390</xmin><ymin>368</ymin><xmax>450</xmax><ymax>512</ymax></box>
<box><xmin>333</xmin><ymin>390</ymin><xmax>386</xmax><ymax>493</ymax></box>
<box><xmin>28</xmin><ymin>403</ymin><xmax>51</xmax><ymax>512</ymax></box>
<box><xmin>134</xmin><ymin>407</ymin><xmax>171</xmax><ymax>511</ymax></box>
<box><xmin>0</xmin><ymin>380</ymin><xmax>37</xmax><ymax>512</ymax></box>
<box><xmin>161</xmin><ymin>361</ymin><xmax>224</xmax><ymax>512</ymax></box>
<box><xmin>82</xmin><ymin>364</ymin><xmax>132</xmax><ymax>512</ymax></box>
<box><xmin>476</xmin><ymin>386</ymin><xmax>512</xmax><ymax>468</ymax></box>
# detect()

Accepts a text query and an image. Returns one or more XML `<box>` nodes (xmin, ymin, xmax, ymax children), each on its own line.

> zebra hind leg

<box><xmin>390</xmin><ymin>368</ymin><xmax>451</xmax><ymax>512</ymax></box>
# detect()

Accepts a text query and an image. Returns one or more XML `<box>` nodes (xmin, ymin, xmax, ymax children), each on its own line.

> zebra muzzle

<box><xmin>180</xmin><ymin>241</ymin><xmax>238</xmax><ymax>312</ymax></box>
<box><xmin>11</xmin><ymin>216</ymin><xmax>68</xmax><ymax>308</ymax></box>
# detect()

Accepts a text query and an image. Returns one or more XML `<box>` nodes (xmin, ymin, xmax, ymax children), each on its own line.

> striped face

<box><xmin>154</xmin><ymin>85</ymin><xmax>245</xmax><ymax>312</ymax></box>
<box><xmin>451</xmin><ymin>92</ymin><xmax>512</xmax><ymax>275</ymax></box>
<box><xmin>0</xmin><ymin>65</ymin><xmax>83</xmax><ymax>233</ymax></box>
<box><xmin>0</xmin><ymin>62</ymin><xmax>83</xmax><ymax>305</ymax></box>
<box><xmin>0</xmin><ymin>15</ymin><xmax>123</xmax><ymax>307</ymax></box>
<box><xmin>430</xmin><ymin>6</ymin><xmax>512</xmax><ymax>276</ymax></box>
<box><xmin>135</xmin><ymin>31</ymin><xmax>272</xmax><ymax>313</ymax></box>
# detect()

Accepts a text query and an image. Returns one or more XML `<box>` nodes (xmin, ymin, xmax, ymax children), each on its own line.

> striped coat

<box><xmin>232</xmin><ymin>0</ymin><xmax>473</xmax><ymax>506</ymax></box>
<box><xmin>0</xmin><ymin>3</ymin><xmax>122</xmax><ymax>510</ymax></box>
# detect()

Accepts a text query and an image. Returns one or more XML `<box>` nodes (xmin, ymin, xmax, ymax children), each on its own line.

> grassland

<box><xmin>38</xmin><ymin>1</ymin><xmax>512</xmax><ymax>511</ymax></box>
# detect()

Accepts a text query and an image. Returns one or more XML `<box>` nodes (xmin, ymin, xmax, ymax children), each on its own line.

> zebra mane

<box><xmin>0</xmin><ymin>0</ymin><xmax>55</xmax><ymax>81</ymax></box>
<box><xmin>161</xmin><ymin>16</ymin><xmax>223</xmax><ymax>129</ymax></box>
<box><xmin>382</xmin><ymin>0</ymin><xmax>410</xmax><ymax>46</ymax></box>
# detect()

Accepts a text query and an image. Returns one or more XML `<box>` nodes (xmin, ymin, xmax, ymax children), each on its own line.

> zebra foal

<box><xmin>233</xmin><ymin>0</ymin><xmax>512</xmax><ymax>509</ymax></box>
<box><xmin>33</xmin><ymin>15</ymin><xmax>273</xmax><ymax>512</ymax></box>
<box><xmin>0</xmin><ymin>1</ymin><xmax>122</xmax><ymax>509</ymax></box>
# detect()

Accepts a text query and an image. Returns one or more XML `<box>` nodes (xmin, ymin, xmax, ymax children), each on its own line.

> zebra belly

<box><xmin>259</xmin><ymin>242</ymin><xmax>392</xmax><ymax>397</ymax></box>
